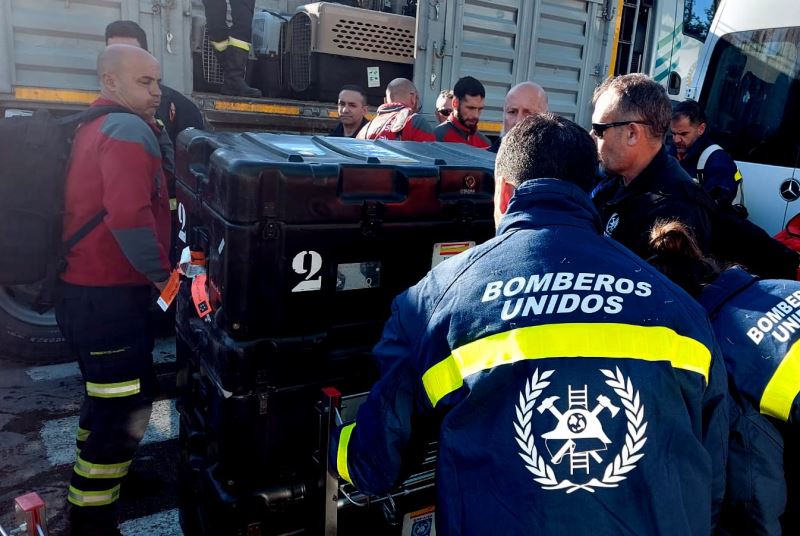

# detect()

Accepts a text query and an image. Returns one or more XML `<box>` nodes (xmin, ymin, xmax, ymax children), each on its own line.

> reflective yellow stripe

<box><xmin>477</xmin><ymin>121</ymin><xmax>502</xmax><ymax>134</ymax></box>
<box><xmin>89</xmin><ymin>347</ymin><xmax>128</xmax><ymax>356</ymax></box>
<box><xmin>76</xmin><ymin>428</ymin><xmax>90</xmax><ymax>442</ymax></box>
<box><xmin>14</xmin><ymin>86</ymin><xmax>98</xmax><ymax>105</ymax></box>
<box><xmin>86</xmin><ymin>379</ymin><xmax>140</xmax><ymax>398</ymax></box>
<box><xmin>228</xmin><ymin>37</ymin><xmax>251</xmax><ymax>51</ymax></box>
<box><xmin>74</xmin><ymin>456</ymin><xmax>131</xmax><ymax>479</ymax></box>
<box><xmin>607</xmin><ymin>0</ymin><xmax>626</xmax><ymax>77</ymax></box>
<box><xmin>213</xmin><ymin>100</ymin><xmax>301</xmax><ymax>116</ymax></box>
<box><xmin>337</xmin><ymin>423</ymin><xmax>356</xmax><ymax>485</ymax></box>
<box><xmin>734</xmin><ymin>169</ymin><xmax>743</xmax><ymax>182</ymax></box>
<box><xmin>210</xmin><ymin>39</ymin><xmax>228</xmax><ymax>52</ymax></box>
<box><xmin>761</xmin><ymin>341</ymin><xmax>800</xmax><ymax>421</ymax></box>
<box><xmin>68</xmin><ymin>484</ymin><xmax>121</xmax><ymax>507</ymax></box>
<box><xmin>422</xmin><ymin>323</ymin><xmax>712</xmax><ymax>407</ymax></box>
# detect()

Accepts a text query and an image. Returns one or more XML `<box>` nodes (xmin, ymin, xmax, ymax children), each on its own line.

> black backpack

<box><xmin>0</xmin><ymin>106</ymin><xmax>133</xmax><ymax>307</ymax></box>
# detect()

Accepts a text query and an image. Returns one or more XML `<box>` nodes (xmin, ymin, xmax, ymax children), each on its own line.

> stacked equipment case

<box><xmin>174</xmin><ymin>130</ymin><xmax>495</xmax><ymax>535</ymax></box>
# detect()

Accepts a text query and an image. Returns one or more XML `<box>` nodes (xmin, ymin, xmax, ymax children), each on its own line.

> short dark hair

<box><xmin>672</xmin><ymin>99</ymin><xmax>707</xmax><ymax>125</ymax></box>
<box><xmin>105</xmin><ymin>20</ymin><xmax>148</xmax><ymax>50</ymax></box>
<box><xmin>496</xmin><ymin>113</ymin><xmax>598</xmax><ymax>192</ymax></box>
<box><xmin>592</xmin><ymin>73</ymin><xmax>671</xmax><ymax>139</ymax></box>
<box><xmin>339</xmin><ymin>84</ymin><xmax>368</xmax><ymax>105</ymax></box>
<box><xmin>453</xmin><ymin>76</ymin><xmax>485</xmax><ymax>100</ymax></box>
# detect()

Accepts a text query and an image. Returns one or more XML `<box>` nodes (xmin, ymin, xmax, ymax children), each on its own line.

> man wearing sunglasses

<box><xmin>590</xmin><ymin>74</ymin><xmax>798</xmax><ymax>280</ymax></box>
<box><xmin>434</xmin><ymin>89</ymin><xmax>454</xmax><ymax>124</ymax></box>
<box><xmin>590</xmin><ymin>73</ymin><xmax>713</xmax><ymax>261</ymax></box>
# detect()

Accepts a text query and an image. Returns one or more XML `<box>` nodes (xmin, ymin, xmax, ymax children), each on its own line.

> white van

<box><xmin>691</xmin><ymin>0</ymin><xmax>800</xmax><ymax>235</ymax></box>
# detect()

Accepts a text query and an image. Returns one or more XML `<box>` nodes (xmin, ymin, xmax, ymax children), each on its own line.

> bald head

<box><xmin>97</xmin><ymin>44</ymin><xmax>162</xmax><ymax>119</ymax></box>
<box><xmin>503</xmin><ymin>81</ymin><xmax>548</xmax><ymax>134</ymax></box>
<box><xmin>386</xmin><ymin>78</ymin><xmax>420</xmax><ymax>110</ymax></box>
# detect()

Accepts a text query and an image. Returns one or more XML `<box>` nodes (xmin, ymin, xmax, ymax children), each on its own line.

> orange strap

<box><xmin>191</xmin><ymin>273</ymin><xmax>213</xmax><ymax>319</ymax></box>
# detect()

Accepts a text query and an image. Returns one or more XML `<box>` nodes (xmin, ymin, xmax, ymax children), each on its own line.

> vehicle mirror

<box><xmin>668</xmin><ymin>72</ymin><xmax>681</xmax><ymax>95</ymax></box>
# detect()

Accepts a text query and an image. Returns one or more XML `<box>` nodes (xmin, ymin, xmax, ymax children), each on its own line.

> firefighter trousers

<box><xmin>202</xmin><ymin>0</ymin><xmax>256</xmax><ymax>48</ymax></box>
<box><xmin>55</xmin><ymin>283</ymin><xmax>158</xmax><ymax>536</ymax></box>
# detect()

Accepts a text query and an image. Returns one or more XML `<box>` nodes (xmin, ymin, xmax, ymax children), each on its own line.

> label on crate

<box><xmin>431</xmin><ymin>241</ymin><xmax>475</xmax><ymax>269</ymax></box>
<box><xmin>336</xmin><ymin>261</ymin><xmax>381</xmax><ymax>291</ymax></box>
<box><xmin>156</xmin><ymin>270</ymin><xmax>180</xmax><ymax>311</ymax></box>
<box><xmin>401</xmin><ymin>505</ymin><xmax>436</xmax><ymax>536</ymax></box>
<box><xmin>367</xmin><ymin>66</ymin><xmax>381</xmax><ymax>88</ymax></box>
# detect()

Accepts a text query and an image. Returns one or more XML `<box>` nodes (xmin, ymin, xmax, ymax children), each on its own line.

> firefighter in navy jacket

<box><xmin>649</xmin><ymin>221</ymin><xmax>799</xmax><ymax>536</ymax></box>
<box><xmin>332</xmin><ymin>114</ymin><xmax>729</xmax><ymax>535</ymax></box>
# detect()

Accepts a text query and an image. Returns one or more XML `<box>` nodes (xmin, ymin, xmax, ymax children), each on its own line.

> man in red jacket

<box><xmin>434</xmin><ymin>76</ymin><xmax>490</xmax><ymax>148</ymax></box>
<box><xmin>56</xmin><ymin>44</ymin><xmax>172</xmax><ymax>536</ymax></box>
<box><xmin>356</xmin><ymin>78</ymin><xmax>434</xmax><ymax>141</ymax></box>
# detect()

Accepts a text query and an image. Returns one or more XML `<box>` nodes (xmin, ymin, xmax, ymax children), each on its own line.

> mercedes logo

<box><xmin>780</xmin><ymin>179</ymin><xmax>800</xmax><ymax>202</ymax></box>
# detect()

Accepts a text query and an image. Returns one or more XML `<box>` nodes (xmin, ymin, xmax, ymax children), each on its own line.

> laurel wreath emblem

<box><xmin>514</xmin><ymin>366</ymin><xmax>647</xmax><ymax>493</ymax></box>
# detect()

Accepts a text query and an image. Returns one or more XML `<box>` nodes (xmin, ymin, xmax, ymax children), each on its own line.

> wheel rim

<box><xmin>0</xmin><ymin>285</ymin><xmax>58</xmax><ymax>327</ymax></box>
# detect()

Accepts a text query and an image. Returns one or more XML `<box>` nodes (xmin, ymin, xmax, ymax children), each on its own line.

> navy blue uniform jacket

<box><xmin>333</xmin><ymin>179</ymin><xmax>729</xmax><ymax>535</ymax></box>
<box><xmin>670</xmin><ymin>132</ymin><xmax>740</xmax><ymax>207</ymax></box>
<box><xmin>699</xmin><ymin>267</ymin><xmax>800</xmax><ymax>535</ymax></box>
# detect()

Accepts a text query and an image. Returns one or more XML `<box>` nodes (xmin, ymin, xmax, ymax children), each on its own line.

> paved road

<box><xmin>0</xmin><ymin>339</ymin><xmax>183</xmax><ymax>536</ymax></box>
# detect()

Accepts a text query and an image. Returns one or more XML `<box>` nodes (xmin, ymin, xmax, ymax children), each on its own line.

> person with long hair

<box><xmin>648</xmin><ymin>220</ymin><xmax>799</xmax><ymax>535</ymax></box>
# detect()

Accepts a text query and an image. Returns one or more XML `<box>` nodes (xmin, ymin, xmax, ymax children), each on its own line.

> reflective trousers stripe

<box><xmin>228</xmin><ymin>37</ymin><xmax>251</xmax><ymax>51</ymax></box>
<box><xmin>76</xmin><ymin>427</ymin><xmax>91</xmax><ymax>442</ymax></box>
<box><xmin>74</xmin><ymin>456</ymin><xmax>132</xmax><ymax>479</ymax></box>
<box><xmin>210</xmin><ymin>39</ymin><xmax>228</xmax><ymax>52</ymax></box>
<box><xmin>337</xmin><ymin>423</ymin><xmax>356</xmax><ymax>485</ymax></box>
<box><xmin>68</xmin><ymin>484</ymin><xmax>121</xmax><ymax>507</ymax></box>
<box><xmin>89</xmin><ymin>347</ymin><xmax>128</xmax><ymax>356</ymax></box>
<box><xmin>422</xmin><ymin>322</ymin><xmax>712</xmax><ymax>407</ymax></box>
<box><xmin>86</xmin><ymin>379</ymin><xmax>140</xmax><ymax>398</ymax></box>
<box><xmin>761</xmin><ymin>340</ymin><xmax>800</xmax><ymax>421</ymax></box>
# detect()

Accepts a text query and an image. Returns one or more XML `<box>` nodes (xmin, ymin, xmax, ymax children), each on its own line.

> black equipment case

<box><xmin>175</xmin><ymin>132</ymin><xmax>496</xmax><ymax>347</ymax></box>
<box><xmin>174</xmin><ymin>132</ymin><xmax>495</xmax><ymax>534</ymax></box>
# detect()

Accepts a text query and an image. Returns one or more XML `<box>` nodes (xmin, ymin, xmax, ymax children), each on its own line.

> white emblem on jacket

<box><xmin>514</xmin><ymin>367</ymin><xmax>647</xmax><ymax>493</ymax></box>
<box><xmin>605</xmin><ymin>213</ymin><xmax>620</xmax><ymax>236</ymax></box>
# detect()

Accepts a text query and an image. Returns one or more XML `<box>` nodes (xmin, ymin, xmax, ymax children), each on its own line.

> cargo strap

<box><xmin>192</xmin><ymin>273</ymin><xmax>213</xmax><ymax>319</ymax></box>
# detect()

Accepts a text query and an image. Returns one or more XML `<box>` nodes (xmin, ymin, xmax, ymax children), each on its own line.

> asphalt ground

<box><xmin>0</xmin><ymin>338</ymin><xmax>182</xmax><ymax>536</ymax></box>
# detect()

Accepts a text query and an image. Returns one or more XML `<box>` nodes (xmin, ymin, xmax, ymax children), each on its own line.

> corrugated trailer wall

<box><xmin>415</xmin><ymin>0</ymin><xmax>612</xmax><ymax>128</ymax></box>
<box><xmin>0</xmin><ymin>0</ymin><xmax>301</xmax><ymax>98</ymax></box>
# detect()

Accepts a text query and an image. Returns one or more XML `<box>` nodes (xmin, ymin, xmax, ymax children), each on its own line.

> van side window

<box><xmin>699</xmin><ymin>27</ymin><xmax>800</xmax><ymax>169</ymax></box>
<box><xmin>684</xmin><ymin>0</ymin><xmax>719</xmax><ymax>41</ymax></box>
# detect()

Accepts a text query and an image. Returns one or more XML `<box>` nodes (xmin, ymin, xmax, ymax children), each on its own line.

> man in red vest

<box><xmin>435</xmin><ymin>76</ymin><xmax>490</xmax><ymax>148</ymax></box>
<box><xmin>356</xmin><ymin>78</ymin><xmax>434</xmax><ymax>141</ymax></box>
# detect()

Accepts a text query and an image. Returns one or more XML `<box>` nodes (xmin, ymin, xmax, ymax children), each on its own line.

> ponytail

<box><xmin>648</xmin><ymin>220</ymin><xmax>721</xmax><ymax>296</ymax></box>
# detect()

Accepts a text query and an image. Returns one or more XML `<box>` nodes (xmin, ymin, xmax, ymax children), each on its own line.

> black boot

<box><xmin>221</xmin><ymin>47</ymin><xmax>262</xmax><ymax>98</ymax></box>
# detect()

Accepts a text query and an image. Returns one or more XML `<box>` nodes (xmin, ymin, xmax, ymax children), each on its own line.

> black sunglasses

<box><xmin>591</xmin><ymin>120</ymin><xmax>650</xmax><ymax>138</ymax></box>
<box><xmin>437</xmin><ymin>108</ymin><xmax>452</xmax><ymax>116</ymax></box>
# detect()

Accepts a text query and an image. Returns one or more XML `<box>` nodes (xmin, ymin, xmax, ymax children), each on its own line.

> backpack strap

<box><xmin>33</xmin><ymin>106</ymin><xmax>141</xmax><ymax>311</ymax></box>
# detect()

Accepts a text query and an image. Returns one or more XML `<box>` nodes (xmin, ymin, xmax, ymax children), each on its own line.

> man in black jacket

<box><xmin>591</xmin><ymin>74</ymin><xmax>797</xmax><ymax>279</ymax></box>
<box><xmin>591</xmin><ymin>74</ymin><xmax>712</xmax><ymax>258</ymax></box>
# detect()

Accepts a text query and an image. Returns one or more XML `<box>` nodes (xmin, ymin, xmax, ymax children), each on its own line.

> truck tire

<box><xmin>0</xmin><ymin>284</ymin><xmax>69</xmax><ymax>364</ymax></box>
